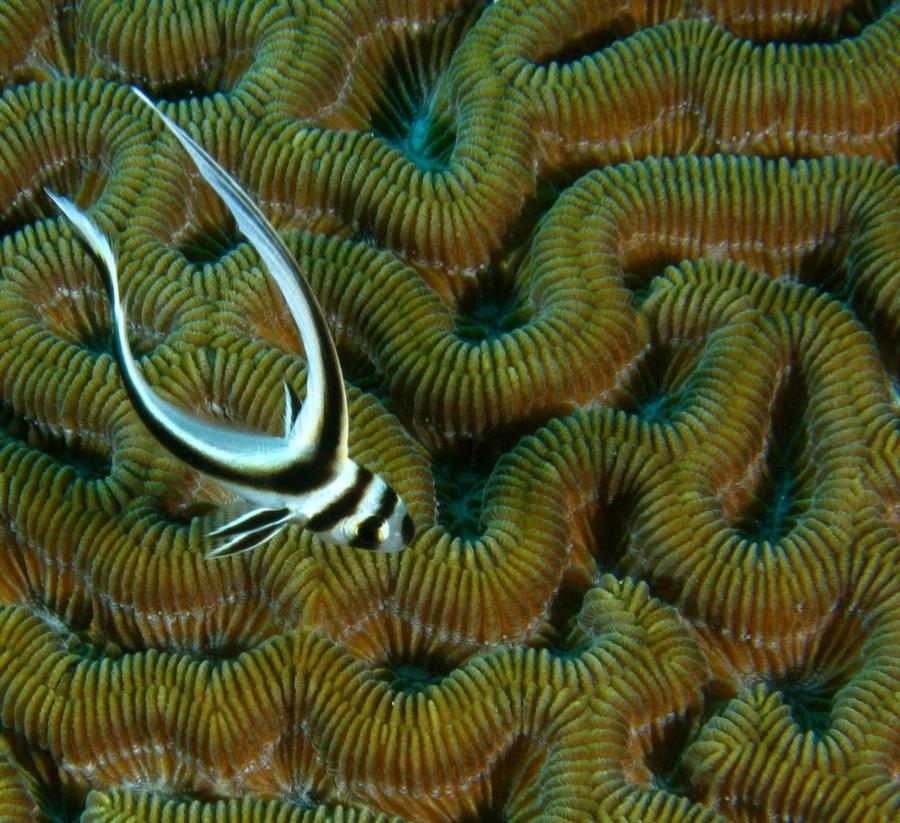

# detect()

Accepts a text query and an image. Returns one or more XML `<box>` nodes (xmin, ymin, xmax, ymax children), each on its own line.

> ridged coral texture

<box><xmin>0</xmin><ymin>0</ymin><xmax>898</xmax><ymax>820</ymax></box>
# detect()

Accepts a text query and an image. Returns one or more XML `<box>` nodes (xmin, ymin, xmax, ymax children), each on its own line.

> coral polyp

<box><xmin>0</xmin><ymin>0</ymin><xmax>898</xmax><ymax>820</ymax></box>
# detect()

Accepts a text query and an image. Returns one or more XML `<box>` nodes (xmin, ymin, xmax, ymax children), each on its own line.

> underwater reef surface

<box><xmin>0</xmin><ymin>0</ymin><xmax>898</xmax><ymax>820</ymax></box>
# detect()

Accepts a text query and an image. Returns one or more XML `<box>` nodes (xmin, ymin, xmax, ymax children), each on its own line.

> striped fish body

<box><xmin>46</xmin><ymin>89</ymin><xmax>414</xmax><ymax>556</ymax></box>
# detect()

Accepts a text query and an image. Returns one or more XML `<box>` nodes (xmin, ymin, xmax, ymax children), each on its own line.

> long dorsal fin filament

<box><xmin>131</xmin><ymin>87</ymin><xmax>348</xmax><ymax>464</ymax></box>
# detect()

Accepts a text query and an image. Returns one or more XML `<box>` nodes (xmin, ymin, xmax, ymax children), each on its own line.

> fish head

<box><xmin>304</xmin><ymin>461</ymin><xmax>415</xmax><ymax>552</ymax></box>
<box><xmin>341</xmin><ymin>466</ymin><xmax>414</xmax><ymax>552</ymax></box>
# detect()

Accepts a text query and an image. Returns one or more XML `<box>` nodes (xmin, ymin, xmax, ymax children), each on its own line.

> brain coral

<box><xmin>0</xmin><ymin>0</ymin><xmax>899</xmax><ymax>820</ymax></box>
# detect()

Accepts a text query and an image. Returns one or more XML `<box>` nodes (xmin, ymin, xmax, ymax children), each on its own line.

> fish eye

<box><xmin>352</xmin><ymin>516</ymin><xmax>385</xmax><ymax>549</ymax></box>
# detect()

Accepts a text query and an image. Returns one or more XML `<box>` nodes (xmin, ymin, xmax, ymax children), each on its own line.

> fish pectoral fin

<box><xmin>205</xmin><ymin>519</ymin><xmax>290</xmax><ymax>559</ymax></box>
<box><xmin>282</xmin><ymin>380</ymin><xmax>302</xmax><ymax>440</ymax></box>
<box><xmin>205</xmin><ymin>506</ymin><xmax>293</xmax><ymax>558</ymax></box>
<box><xmin>207</xmin><ymin>505</ymin><xmax>292</xmax><ymax>539</ymax></box>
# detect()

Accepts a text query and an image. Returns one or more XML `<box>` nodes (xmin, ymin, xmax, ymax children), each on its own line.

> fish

<box><xmin>46</xmin><ymin>88</ymin><xmax>414</xmax><ymax>557</ymax></box>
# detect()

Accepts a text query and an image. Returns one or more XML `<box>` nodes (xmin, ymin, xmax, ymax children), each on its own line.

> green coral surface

<box><xmin>0</xmin><ymin>0</ymin><xmax>899</xmax><ymax>821</ymax></box>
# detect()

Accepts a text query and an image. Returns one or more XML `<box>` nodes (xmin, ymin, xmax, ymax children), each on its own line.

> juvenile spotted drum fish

<box><xmin>47</xmin><ymin>88</ymin><xmax>414</xmax><ymax>557</ymax></box>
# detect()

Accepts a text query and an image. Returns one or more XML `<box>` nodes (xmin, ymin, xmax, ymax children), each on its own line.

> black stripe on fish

<box><xmin>304</xmin><ymin>469</ymin><xmax>373</xmax><ymax>533</ymax></box>
<box><xmin>401</xmin><ymin>513</ymin><xmax>415</xmax><ymax>545</ymax></box>
<box><xmin>375</xmin><ymin>486</ymin><xmax>399</xmax><ymax>521</ymax></box>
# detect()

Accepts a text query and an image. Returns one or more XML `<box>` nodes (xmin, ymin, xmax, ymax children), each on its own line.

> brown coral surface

<box><xmin>0</xmin><ymin>0</ymin><xmax>898</xmax><ymax>821</ymax></box>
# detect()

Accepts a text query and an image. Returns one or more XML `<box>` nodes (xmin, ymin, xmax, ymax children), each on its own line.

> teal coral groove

<box><xmin>0</xmin><ymin>0</ymin><xmax>898</xmax><ymax>820</ymax></box>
